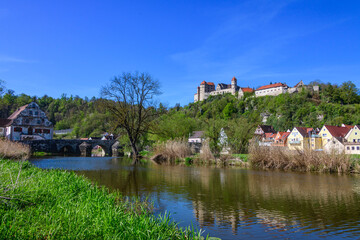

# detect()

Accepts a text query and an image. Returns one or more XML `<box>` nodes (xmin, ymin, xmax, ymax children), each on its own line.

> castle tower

<box><xmin>231</xmin><ymin>77</ymin><xmax>237</xmax><ymax>95</ymax></box>
<box><xmin>200</xmin><ymin>81</ymin><xmax>206</xmax><ymax>101</ymax></box>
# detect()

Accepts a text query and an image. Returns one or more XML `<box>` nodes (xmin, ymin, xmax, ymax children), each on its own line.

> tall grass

<box><xmin>151</xmin><ymin>139</ymin><xmax>192</xmax><ymax>164</ymax></box>
<box><xmin>249</xmin><ymin>144</ymin><xmax>353</xmax><ymax>173</ymax></box>
<box><xmin>0</xmin><ymin>139</ymin><xmax>30</xmax><ymax>160</ymax></box>
<box><xmin>199</xmin><ymin>141</ymin><xmax>215</xmax><ymax>161</ymax></box>
<box><xmin>0</xmin><ymin>159</ymin><xmax>206</xmax><ymax>239</ymax></box>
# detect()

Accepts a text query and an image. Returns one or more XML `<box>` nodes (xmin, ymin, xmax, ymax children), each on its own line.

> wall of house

<box><xmin>319</xmin><ymin>127</ymin><xmax>333</xmax><ymax>147</ymax></box>
<box><xmin>255</xmin><ymin>86</ymin><xmax>286</xmax><ymax>97</ymax></box>
<box><xmin>287</xmin><ymin>128</ymin><xmax>305</xmax><ymax>150</ymax></box>
<box><xmin>310</xmin><ymin>137</ymin><xmax>322</xmax><ymax>150</ymax></box>
<box><xmin>345</xmin><ymin>126</ymin><xmax>360</xmax><ymax>143</ymax></box>
<box><xmin>345</xmin><ymin>144</ymin><xmax>360</xmax><ymax>154</ymax></box>
<box><xmin>188</xmin><ymin>137</ymin><xmax>202</xmax><ymax>143</ymax></box>
<box><xmin>324</xmin><ymin>138</ymin><xmax>344</xmax><ymax>154</ymax></box>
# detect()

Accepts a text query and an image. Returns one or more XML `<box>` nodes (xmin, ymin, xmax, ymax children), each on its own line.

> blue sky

<box><xmin>0</xmin><ymin>0</ymin><xmax>360</xmax><ymax>106</ymax></box>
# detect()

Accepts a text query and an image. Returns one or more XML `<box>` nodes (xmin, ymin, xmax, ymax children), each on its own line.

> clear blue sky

<box><xmin>1</xmin><ymin>0</ymin><xmax>360</xmax><ymax>106</ymax></box>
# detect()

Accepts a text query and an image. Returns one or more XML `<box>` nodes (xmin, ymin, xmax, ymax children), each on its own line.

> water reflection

<box><xmin>31</xmin><ymin>157</ymin><xmax>360</xmax><ymax>239</ymax></box>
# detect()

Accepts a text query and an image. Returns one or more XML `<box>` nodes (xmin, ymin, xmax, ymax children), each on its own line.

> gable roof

<box><xmin>275</xmin><ymin>132</ymin><xmax>290</xmax><ymax>141</ymax></box>
<box><xmin>217</xmin><ymin>83</ymin><xmax>231</xmax><ymax>89</ymax></box>
<box><xmin>189</xmin><ymin>131</ymin><xmax>204</xmax><ymax>139</ymax></box>
<box><xmin>294</xmin><ymin>80</ymin><xmax>304</xmax><ymax>88</ymax></box>
<box><xmin>295</xmin><ymin>127</ymin><xmax>313</xmax><ymax>137</ymax></box>
<box><xmin>256</xmin><ymin>83</ymin><xmax>288</xmax><ymax>91</ymax></box>
<box><xmin>240</xmin><ymin>87</ymin><xmax>254</xmax><ymax>93</ymax></box>
<box><xmin>258</xmin><ymin>125</ymin><xmax>276</xmax><ymax>133</ymax></box>
<box><xmin>324</xmin><ymin>125</ymin><xmax>351</xmax><ymax>138</ymax></box>
<box><xmin>200</xmin><ymin>81</ymin><xmax>214</xmax><ymax>86</ymax></box>
<box><xmin>8</xmin><ymin>104</ymin><xmax>29</xmax><ymax>120</ymax></box>
<box><xmin>265</xmin><ymin>132</ymin><xmax>275</xmax><ymax>139</ymax></box>
<box><xmin>0</xmin><ymin>118</ymin><xmax>12</xmax><ymax>127</ymax></box>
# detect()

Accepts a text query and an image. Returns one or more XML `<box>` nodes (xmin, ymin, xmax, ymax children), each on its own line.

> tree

<box><xmin>225</xmin><ymin>118</ymin><xmax>257</xmax><ymax>154</ymax></box>
<box><xmin>0</xmin><ymin>79</ymin><xmax>5</xmax><ymax>96</ymax></box>
<box><xmin>101</xmin><ymin>72</ymin><xmax>161</xmax><ymax>164</ymax></box>
<box><xmin>204</xmin><ymin>118</ymin><xmax>225</xmax><ymax>156</ymax></box>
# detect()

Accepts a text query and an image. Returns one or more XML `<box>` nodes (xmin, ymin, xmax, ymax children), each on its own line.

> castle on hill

<box><xmin>194</xmin><ymin>77</ymin><xmax>319</xmax><ymax>102</ymax></box>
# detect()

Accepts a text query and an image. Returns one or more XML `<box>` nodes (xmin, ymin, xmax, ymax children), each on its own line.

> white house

<box><xmin>0</xmin><ymin>102</ymin><xmax>54</xmax><ymax>141</ymax></box>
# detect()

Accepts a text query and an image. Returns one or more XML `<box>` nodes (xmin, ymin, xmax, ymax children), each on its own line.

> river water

<box><xmin>30</xmin><ymin>156</ymin><xmax>360</xmax><ymax>239</ymax></box>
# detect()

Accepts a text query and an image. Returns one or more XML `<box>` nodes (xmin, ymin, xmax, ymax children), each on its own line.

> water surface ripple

<box><xmin>30</xmin><ymin>157</ymin><xmax>360</xmax><ymax>239</ymax></box>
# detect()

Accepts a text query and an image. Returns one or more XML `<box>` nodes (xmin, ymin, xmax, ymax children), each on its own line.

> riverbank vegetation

<box><xmin>0</xmin><ymin>139</ymin><xmax>30</xmax><ymax>160</ymax></box>
<box><xmin>0</xmin><ymin>159</ymin><xmax>206</xmax><ymax>239</ymax></box>
<box><xmin>249</xmin><ymin>144</ymin><xmax>359</xmax><ymax>173</ymax></box>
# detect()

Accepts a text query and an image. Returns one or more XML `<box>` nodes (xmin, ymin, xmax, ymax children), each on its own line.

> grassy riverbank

<box><xmin>0</xmin><ymin>159</ymin><xmax>205</xmax><ymax>239</ymax></box>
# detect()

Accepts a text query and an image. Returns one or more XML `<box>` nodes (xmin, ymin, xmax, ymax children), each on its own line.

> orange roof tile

<box><xmin>200</xmin><ymin>81</ymin><xmax>215</xmax><ymax>86</ymax></box>
<box><xmin>241</xmin><ymin>87</ymin><xmax>254</xmax><ymax>93</ymax></box>
<box><xmin>256</xmin><ymin>83</ymin><xmax>287</xmax><ymax>91</ymax></box>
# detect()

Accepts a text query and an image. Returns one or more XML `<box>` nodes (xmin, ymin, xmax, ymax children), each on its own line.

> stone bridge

<box><xmin>19</xmin><ymin>139</ymin><xmax>121</xmax><ymax>156</ymax></box>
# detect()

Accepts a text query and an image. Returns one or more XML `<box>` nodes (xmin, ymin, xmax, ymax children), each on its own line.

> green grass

<box><xmin>31</xmin><ymin>151</ymin><xmax>53</xmax><ymax>157</ymax></box>
<box><xmin>232</xmin><ymin>154</ymin><xmax>248</xmax><ymax>162</ymax></box>
<box><xmin>0</xmin><ymin>159</ymin><xmax>207</xmax><ymax>239</ymax></box>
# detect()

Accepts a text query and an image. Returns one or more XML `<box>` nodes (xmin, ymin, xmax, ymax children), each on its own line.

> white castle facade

<box><xmin>194</xmin><ymin>78</ymin><xmax>319</xmax><ymax>102</ymax></box>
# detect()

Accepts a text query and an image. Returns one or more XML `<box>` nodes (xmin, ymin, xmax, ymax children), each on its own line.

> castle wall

<box><xmin>255</xmin><ymin>86</ymin><xmax>286</xmax><ymax>97</ymax></box>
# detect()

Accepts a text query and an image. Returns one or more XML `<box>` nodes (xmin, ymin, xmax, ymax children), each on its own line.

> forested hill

<box><xmin>0</xmin><ymin>81</ymin><xmax>359</xmax><ymax>139</ymax></box>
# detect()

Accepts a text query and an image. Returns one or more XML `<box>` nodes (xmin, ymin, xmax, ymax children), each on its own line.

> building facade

<box><xmin>0</xmin><ymin>102</ymin><xmax>53</xmax><ymax>141</ymax></box>
<box><xmin>194</xmin><ymin>77</ymin><xmax>253</xmax><ymax>102</ymax></box>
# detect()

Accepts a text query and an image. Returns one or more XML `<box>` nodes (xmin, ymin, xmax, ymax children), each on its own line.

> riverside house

<box><xmin>287</xmin><ymin>127</ymin><xmax>314</xmax><ymax>150</ymax></box>
<box><xmin>272</xmin><ymin>131</ymin><xmax>291</xmax><ymax>147</ymax></box>
<box><xmin>319</xmin><ymin>125</ymin><xmax>351</xmax><ymax>147</ymax></box>
<box><xmin>344</xmin><ymin>125</ymin><xmax>360</xmax><ymax>154</ymax></box>
<box><xmin>0</xmin><ymin>102</ymin><xmax>53</xmax><ymax>141</ymax></box>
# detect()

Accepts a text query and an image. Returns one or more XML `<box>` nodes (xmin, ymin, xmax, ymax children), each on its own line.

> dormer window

<box><xmin>35</xmin><ymin>111</ymin><xmax>38</xmax><ymax>115</ymax></box>
<box><xmin>29</xmin><ymin>110</ymin><xmax>33</xmax><ymax>115</ymax></box>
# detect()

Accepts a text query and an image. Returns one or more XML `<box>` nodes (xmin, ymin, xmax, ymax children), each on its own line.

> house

<box><xmin>324</xmin><ymin>137</ymin><xmax>345</xmax><ymax>154</ymax></box>
<box><xmin>319</xmin><ymin>125</ymin><xmax>351</xmax><ymax>147</ymax></box>
<box><xmin>287</xmin><ymin>127</ymin><xmax>314</xmax><ymax>150</ymax></box>
<box><xmin>272</xmin><ymin>132</ymin><xmax>291</xmax><ymax>147</ymax></box>
<box><xmin>254</xmin><ymin>125</ymin><xmax>276</xmax><ymax>136</ymax></box>
<box><xmin>344</xmin><ymin>125</ymin><xmax>360</xmax><ymax>154</ymax></box>
<box><xmin>255</xmin><ymin>83</ymin><xmax>288</xmax><ymax>97</ymax></box>
<box><xmin>194</xmin><ymin>77</ymin><xmax>254</xmax><ymax>102</ymax></box>
<box><xmin>188</xmin><ymin>131</ymin><xmax>204</xmax><ymax>143</ymax></box>
<box><xmin>0</xmin><ymin>102</ymin><xmax>53</xmax><ymax>141</ymax></box>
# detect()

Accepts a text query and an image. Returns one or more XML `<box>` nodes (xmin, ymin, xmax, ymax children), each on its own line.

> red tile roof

<box><xmin>241</xmin><ymin>87</ymin><xmax>254</xmax><ymax>93</ymax></box>
<box><xmin>200</xmin><ymin>81</ymin><xmax>215</xmax><ymax>86</ymax></box>
<box><xmin>324</xmin><ymin>125</ymin><xmax>351</xmax><ymax>138</ymax></box>
<box><xmin>256</xmin><ymin>83</ymin><xmax>287</xmax><ymax>91</ymax></box>
<box><xmin>275</xmin><ymin>132</ymin><xmax>290</xmax><ymax>141</ymax></box>
<box><xmin>232</xmin><ymin>77</ymin><xmax>237</xmax><ymax>81</ymax></box>
<box><xmin>265</xmin><ymin>133</ymin><xmax>275</xmax><ymax>139</ymax></box>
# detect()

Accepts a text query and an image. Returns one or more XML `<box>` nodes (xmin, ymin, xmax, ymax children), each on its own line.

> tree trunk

<box><xmin>130</xmin><ymin>142</ymin><xmax>139</xmax><ymax>165</ymax></box>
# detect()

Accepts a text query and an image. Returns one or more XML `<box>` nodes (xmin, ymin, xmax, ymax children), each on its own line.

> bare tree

<box><xmin>101</xmin><ymin>72</ymin><xmax>161</xmax><ymax>164</ymax></box>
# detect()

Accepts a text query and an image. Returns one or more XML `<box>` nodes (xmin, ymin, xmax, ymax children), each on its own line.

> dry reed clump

<box><xmin>198</xmin><ymin>141</ymin><xmax>215</xmax><ymax>162</ymax></box>
<box><xmin>151</xmin><ymin>139</ymin><xmax>192</xmax><ymax>164</ymax></box>
<box><xmin>0</xmin><ymin>139</ymin><xmax>31</xmax><ymax>160</ymax></box>
<box><xmin>249</xmin><ymin>144</ymin><xmax>351</xmax><ymax>173</ymax></box>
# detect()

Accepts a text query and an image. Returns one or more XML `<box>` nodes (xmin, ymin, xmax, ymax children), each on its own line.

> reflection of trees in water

<box><xmin>77</xmin><ymin>165</ymin><xmax>360</xmax><ymax>237</ymax></box>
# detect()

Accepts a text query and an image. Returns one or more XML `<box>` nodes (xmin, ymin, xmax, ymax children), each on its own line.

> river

<box><xmin>30</xmin><ymin>156</ymin><xmax>360</xmax><ymax>240</ymax></box>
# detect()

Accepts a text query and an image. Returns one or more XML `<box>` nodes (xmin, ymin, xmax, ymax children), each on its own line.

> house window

<box><xmin>29</xmin><ymin>110</ymin><xmax>32</xmax><ymax>115</ymax></box>
<box><xmin>352</xmin><ymin>147</ymin><xmax>355</xmax><ymax>150</ymax></box>
<box><xmin>322</xmin><ymin>134</ymin><xmax>327</xmax><ymax>137</ymax></box>
<box><xmin>14</xmin><ymin>127</ymin><xmax>22</xmax><ymax>132</ymax></box>
<box><xmin>43</xmin><ymin>129</ymin><xmax>50</xmax><ymax>134</ymax></box>
<box><xmin>357</xmin><ymin>147</ymin><xmax>360</xmax><ymax>150</ymax></box>
<box><xmin>37</xmin><ymin>120</ymin><xmax>41</xmax><ymax>124</ymax></box>
<box><xmin>35</xmin><ymin>111</ymin><xmax>38</xmax><ymax>115</ymax></box>
<box><xmin>347</xmin><ymin>147</ymin><xmax>350</xmax><ymax>150</ymax></box>
<box><xmin>354</xmin><ymin>139</ymin><xmax>356</xmax><ymax>143</ymax></box>
<box><xmin>35</xmin><ymin>129</ymin><xmax>42</xmax><ymax>133</ymax></box>
<box><xmin>356</xmin><ymin>132</ymin><xmax>358</xmax><ymax>135</ymax></box>
<box><xmin>358</xmin><ymin>139</ymin><xmax>360</xmax><ymax>143</ymax></box>
<box><xmin>327</xmin><ymin>139</ymin><xmax>330</xmax><ymax>142</ymax></box>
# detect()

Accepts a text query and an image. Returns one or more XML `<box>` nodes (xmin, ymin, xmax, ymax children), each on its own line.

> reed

<box><xmin>198</xmin><ymin>141</ymin><xmax>215</xmax><ymax>162</ymax></box>
<box><xmin>249</xmin><ymin>144</ymin><xmax>352</xmax><ymax>173</ymax></box>
<box><xmin>0</xmin><ymin>139</ymin><xmax>30</xmax><ymax>160</ymax></box>
<box><xmin>151</xmin><ymin>139</ymin><xmax>192</xmax><ymax>164</ymax></box>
